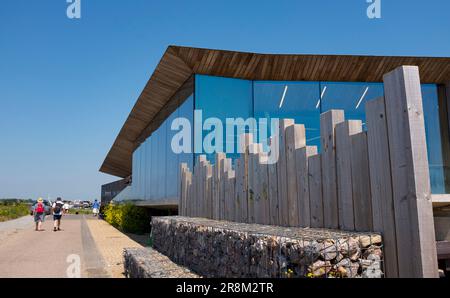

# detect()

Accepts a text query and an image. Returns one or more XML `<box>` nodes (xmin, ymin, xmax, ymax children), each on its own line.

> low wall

<box><xmin>151</xmin><ymin>216</ymin><xmax>384</xmax><ymax>278</ymax></box>
<box><xmin>123</xmin><ymin>247</ymin><xmax>199</xmax><ymax>278</ymax></box>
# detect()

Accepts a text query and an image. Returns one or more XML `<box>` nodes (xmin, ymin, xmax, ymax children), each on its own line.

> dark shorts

<box><xmin>53</xmin><ymin>214</ymin><xmax>62</xmax><ymax>221</ymax></box>
<box><xmin>34</xmin><ymin>213</ymin><xmax>45</xmax><ymax>223</ymax></box>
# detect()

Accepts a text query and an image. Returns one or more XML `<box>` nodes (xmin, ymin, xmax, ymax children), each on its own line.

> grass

<box><xmin>0</xmin><ymin>202</ymin><xmax>30</xmax><ymax>222</ymax></box>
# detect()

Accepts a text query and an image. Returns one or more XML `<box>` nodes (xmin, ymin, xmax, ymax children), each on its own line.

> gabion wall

<box><xmin>151</xmin><ymin>216</ymin><xmax>383</xmax><ymax>278</ymax></box>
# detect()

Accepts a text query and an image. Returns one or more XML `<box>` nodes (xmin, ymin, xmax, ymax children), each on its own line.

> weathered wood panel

<box><xmin>277</xmin><ymin>119</ymin><xmax>295</xmax><ymax>226</ymax></box>
<box><xmin>384</xmin><ymin>66</ymin><xmax>438</xmax><ymax>278</ymax></box>
<box><xmin>285</xmin><ymin>124</ymin><xmax>306</xmax><ymax>226</ymax></box>
<box><xmin>335</xmin><ymin>120</ymin><xmax>362</xmax><ymax>230</ymax></box>
<box><xmin>296</xmin><ymin>146</ymin><xmax>317</xmax><ymax>228</ymax></box>
<box><xmin>366</xmin><ymin>96</ymin><xmax>399</xmax><ymax>278</ymax></box>
<box><xmin>268</xmin><ymin>137</ymin><xmax>279</xmax><ymax>226</ymax></box>
<box><xmin>350</xmin><ymin>132</ymin><xmax>373</xmax><ymax>231</ymax></box>
<box><xmin>320</xmin><ymin>110</ymin><xmax>344</xmax><ymax>229</ymax></box>
<box><xmin>309</xmin><ymin>154</ymin><xmax>324</xmax><ymax>228</ymax></box>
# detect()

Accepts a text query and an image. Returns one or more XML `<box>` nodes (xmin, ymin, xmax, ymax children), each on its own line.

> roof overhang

<box><xmin>100</xmin><ymin>45</ymin><xmax>450</xmax><ymax>177</ymax></box>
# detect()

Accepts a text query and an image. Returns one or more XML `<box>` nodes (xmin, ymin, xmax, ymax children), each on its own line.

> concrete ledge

<box><xmin>151</xmin><ymin>216</ymin><xmax>384</xmax><ymax>278</ymax></box>
<box><xmin>123</xmin><ymin>247</ymin><xmax>199</xmax><ymax>278</ymax></box>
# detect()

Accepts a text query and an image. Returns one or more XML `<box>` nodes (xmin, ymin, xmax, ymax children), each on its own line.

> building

<box><xmin>100</xmin><ymin>46</ymin><xmax>450</xmax><ymax>208</ymax></box>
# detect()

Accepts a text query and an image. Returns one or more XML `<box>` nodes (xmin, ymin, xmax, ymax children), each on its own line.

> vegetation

<box><xmin>67</xmin><ymin>208</ymin><xmax>92</xmax><ymax>215</ymax></box>
<box><xmin>0</xmin><ymin>201</ymin><xmax>31</xmax><ymax>222</ymax></box>
<box><xmin>103</xmin><ymin>203</ymin><xmax>151</xmax><ymax>234</ymax></box>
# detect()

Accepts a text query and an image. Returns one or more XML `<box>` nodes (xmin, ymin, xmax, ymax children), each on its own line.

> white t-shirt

<box><xmin>52</xmin><ymin>201</ymin><xmax>64</xmax><ymax>215</ymax></box>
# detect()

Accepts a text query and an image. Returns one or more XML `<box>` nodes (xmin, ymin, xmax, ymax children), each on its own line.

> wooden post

<box><xmin>240</xmin><ymin>134</ymin><xmax>253</xmax><ymax>223</ymax></box>
<box><xmin>179</xmin><ymin>163</ymin><xmax>188</xmax><ymax>216</ymax></box>
<box><xmin>309</xmin><ymin>154</ymin><xmax>323</xmax><ymax>228</ymax></box>
<box><xmin>286</xmin><ymin>124</ymin><xmax>306</xmax><ymax>226</ymax></box>
<box><xmin>277</xmin><ymin>119</ymin><xmax>295</xmax><ymax>226</ymax></box>
<box><xmin>335</xmin><ymin>120</ymin><xmax>362</xmax><ymax>230</ymax></box>
<box><xmin>383</xmin><ymin>66</ymin><xmax>438</xmax><ymax>278</ymax></box>
<box><xmin>205</xmin><ymin>161</ymin><xmax>213</xmax><ymax>219</ymax></box>
<box><xmin>296</xmin><ymin>146</ymin><xmax>317</xmax><ymax>228</ymax></box>
<box><xmin>350</xmin><ymin>131</ymin><xmax>373</xmax><ymax>231</ymax></box>
<box><xmin>248</xmin><ymin>143</ymin><xmax>260</xmax><ymax>223</ymax></box>
<box><xmin>255</xmin><ymin>150</ymin><xmax>270</xmax><ymax>224</ymax></box>
<box><xmin>268</xmin><ymin>137</ymin><xmax>279</xmax><ymax>226</ymax></box>
<box><xmin>366</xmin><ymin>96</ymin><xmax>399</xmax><ymax>278</ymax></box>
<box><xmin>320</xmin><ymin>110</ymin><xmax>345</xmax><ymax>229</ymax></box>
<box><xmin>213</xmin><ymin>153</ymin><xmax>225</xmax><ymax>220</ymax></box>
<box><xmin>234</xmin><ymin>158</ymin><xmax>244</xmax><ymax>221</ymax></box>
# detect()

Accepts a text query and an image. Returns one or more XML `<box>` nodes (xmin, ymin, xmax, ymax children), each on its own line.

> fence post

<box><xmin>320</xmin><ymin>110</ymin><xmax>345</xmax><ymax>229</ymax></box>
<box><xmin>335</xmin><ymin>120</ymin><xmax>362</xmax><ymax>230</ymax></box>
<box><xmin>366</xmin><ymin>96</ymin><xmax>399</xmax><ymax>278</ymax></box>
<box><xmin>383</xmin><ymin>65</ymin><xmax>438</xmax><ymax>278</ymax></box>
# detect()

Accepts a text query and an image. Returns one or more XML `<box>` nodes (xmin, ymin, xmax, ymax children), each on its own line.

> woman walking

<box><xmin>32</xmin><ymin>198</ymin><xmax>46</xmax><ymax>231</ymax></box>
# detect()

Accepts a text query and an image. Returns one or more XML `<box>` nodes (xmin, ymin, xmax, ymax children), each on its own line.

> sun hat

<box><xmin>37</xmin><ymin>198</ymin><xmax>43</xmax><ymax>202</ymax></box>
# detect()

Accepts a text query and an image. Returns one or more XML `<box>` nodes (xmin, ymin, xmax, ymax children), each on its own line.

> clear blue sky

<box><xmin>1</xmin><ymin>0</ymin><xmax>449</xmax><ymax>200</ymax></box>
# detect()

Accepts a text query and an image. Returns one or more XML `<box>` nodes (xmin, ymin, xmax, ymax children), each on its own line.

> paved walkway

<box><xmin>84</xmin><ymin>217</ymin><xmax>144</xmax><ymax>277</ymax></box>
<box><xmin>0</xmin><ymin>214</ymin><xmax>110</xmax><ymax>277</ymax></box>
<box><xmin>0</xmin><ymin>214</ymin><xmax>195</xmax><ymax>278</ymax></box>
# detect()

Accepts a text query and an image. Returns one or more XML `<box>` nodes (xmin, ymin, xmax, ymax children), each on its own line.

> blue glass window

<box><xmin>254</xmin><ymin>81</ymin><xmax>321</xmax><ymax>148</ymax></box>
<box><xmin>195</xmin><ymin>75</ymin><xmax>253</xmax><ymax>163</ymax></box>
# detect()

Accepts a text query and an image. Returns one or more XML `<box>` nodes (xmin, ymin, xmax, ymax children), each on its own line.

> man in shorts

<box><xmin>52</xmin><ymin>197</ymin><xmax>64</xmax><ymax>232</ymax></box>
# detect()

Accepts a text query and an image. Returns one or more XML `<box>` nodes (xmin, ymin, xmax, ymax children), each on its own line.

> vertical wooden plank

<box><xmin>258</xmin><ymin>153</ymin><xmax>270</xmax><ymax>225</ymax></box>
<box><xmin>350</xmin><ymin>131</ymin><xmax>373</xmax><ymax>231</ymax></box>
<box><xmin>366</xmin><ymin>96</ymin><xmax>399</xmax><ymax>278</ymax></box>
<box><xmin>309</xmin><ymin>154</ymin><xmax>323</xmax><ymax>228</ymax></box>
<box><xmin>223</xmin><ymin>158</ymin><xmax>233</xmax><ymax>221</ymax></box>
<box><xmin>320</xmin><ymin>110</ymin><xmax>345</xmax><ymax>229</ymax></box>
<box><xmin>186</xmin><ymin>171</ymin><xmax>192</xmax><ymax>217</ymax></box>
<box><xmin>335</xmin><ymin>120</ymin><xmax>362</xmax><ymax>230</ymax></box>
<box><xmin>213</xmin><ymin>153</ymin><xmax>225</xmax><ymax>220</ymax></box>
<box><xmin>179</xmin><ymin>163</ymin><xmax>187</xmax><ymax>216</ymax></box>
<box><xmin>384</xmin><ymin>66</ymin><xmax>438</xmax><ymax>278</ymax></box>
<box><xmin>277</xmin><ymin>119</ymin><xmax>295</xmax><ymax>226</ymax></box>
<box><xmin>234</xmin><ymin>158</ymin><xmax>243</xmax><ymax>221</ymax></box>
<box><xmin>247</xmin><ymin>143</ymin><xmax>260</xmax><ymax>223</ymax></box>
<box><xmin>205</xmin><ymin>162</ymin><xmax>213</xmax><ymax>219</ymax></box>
<box><xmin>296</xmin><ymin>146</ymin><xmax>317</xmax><ymax>228</ymax></box>
<box><xmin>285</xmin><ymin>124</ymin><xmax>306</xmax><ymax>226</ymax></box>
<box><xmin>268</xmin><ymin>137</ymin><xmax>279</xmax><ymax>225</ymax></box>
<box><xmin>239</xmin><ymin>134</ymin><xmax>253</xmax><ymax>223</ymax></box>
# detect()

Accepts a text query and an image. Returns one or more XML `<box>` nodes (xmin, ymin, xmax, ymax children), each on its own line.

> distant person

<box><xmin>32</xmin><ymin>198</ymin><xmax>46</xmax><ymax>231</ymax></box>
<box><xmin>52</xmin><ymin>197</ymin><xmax>64</xmax><ymax>232</ymax></box>
<box><xmin>92</xmin><ymin>199</ymin><xmax>100</xmax><ymax>217</ymax></box>
<box><xmin>63</xmin><ymin>202</ymin><xmax>69</xmax><ymax>214</ymax></box>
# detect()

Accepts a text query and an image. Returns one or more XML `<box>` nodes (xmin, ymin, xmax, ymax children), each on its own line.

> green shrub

<box><xmin>103</xmin><ymin>203</ymin><xmax>150</xmax><ymax>234</ymax></box>
<box><xmin>0</xmin><ymin>202</ymin><xmax>30</xmax><ymax>222</ymax></box>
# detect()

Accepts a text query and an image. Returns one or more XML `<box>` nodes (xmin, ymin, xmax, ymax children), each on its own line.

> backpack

<box><xmin>54</xmin><ymin>202</ymin><xmax>62</xmax><ymax>214</ymax></box>
<box><xmin>36</xmin><ymin>202</ymin><xmax>45</xmax><ymax>213</ymax></box>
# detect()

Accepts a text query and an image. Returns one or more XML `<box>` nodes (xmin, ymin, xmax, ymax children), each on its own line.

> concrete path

<box><xmin>0</xmin><ymin>214</ymin><xmax>109</xmax><ymax>278</ymax></box>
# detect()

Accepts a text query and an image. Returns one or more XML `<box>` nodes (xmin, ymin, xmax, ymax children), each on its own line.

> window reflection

<box><xmin>253</xmin><ymin>81</ymin><xmax>321</xmax><ymax>148</ymax></box>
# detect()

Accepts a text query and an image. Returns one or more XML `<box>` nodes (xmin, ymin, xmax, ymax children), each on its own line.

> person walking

<box><xmin>32</xmin><ymin>198</ymin><xmax>46</xmax><ymax>231</ymax></box>
<box><xmin>92</xmin><ymin>199</ymin><xmax>100</xmax><ymax>217</ymax></box>
<box><xmin>52</xmin><ymin>197</ymin><xmax>64</xmax><ymax>232</ymax></box>
<box><xmin>63</xmin><ymin>201</ymin><xmax>69</xmax><ymax>214</ymax></box>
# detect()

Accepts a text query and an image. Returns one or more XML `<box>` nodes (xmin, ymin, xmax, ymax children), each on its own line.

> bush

<box><xmin>0</xmin><ymin>202</ymin><xmax>30</xmax><ymax>222</ymax></box>
<box><xmin>103</xmin><ymin>203</ymin><xmax>150</xmax><ymax>234</ymax></box>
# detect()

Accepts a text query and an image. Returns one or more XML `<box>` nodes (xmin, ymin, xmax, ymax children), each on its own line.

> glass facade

<box><xmin>130</xmin><ymin>94</ymin><xmax>194</xmax><ymax>203</ymax></box>
<box><xmin>129</xmin><ymin>75</ymin><xmax>449</xmax><ymax>204</ymax></box>
<box><xmin>194</xmin><ymin>75</ymin><xmax>449</xmax><ymax>194</ymax></box>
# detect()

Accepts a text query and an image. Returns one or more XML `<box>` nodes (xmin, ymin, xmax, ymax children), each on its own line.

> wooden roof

<box><xmin>100</xmin><ymin>46</ymin><xmax>450</xmax><ymax>177</ymax></box>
